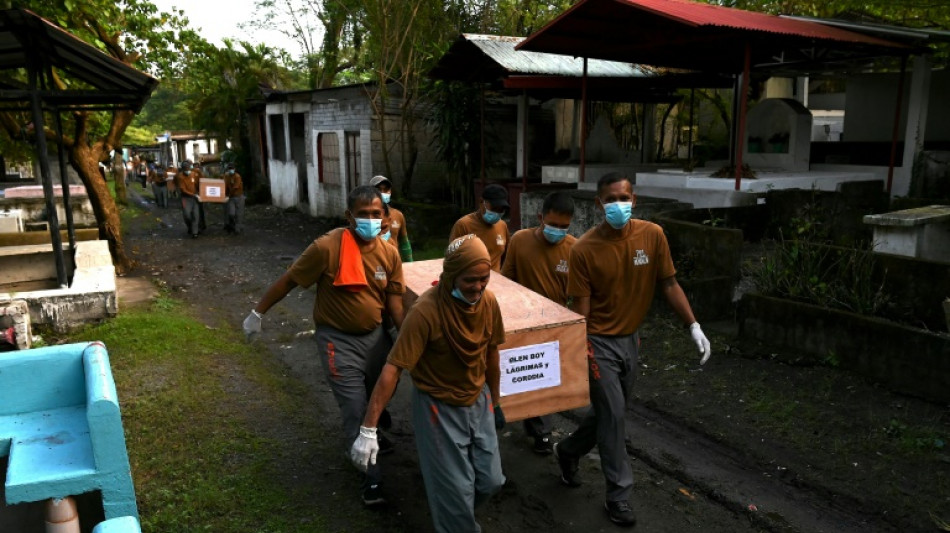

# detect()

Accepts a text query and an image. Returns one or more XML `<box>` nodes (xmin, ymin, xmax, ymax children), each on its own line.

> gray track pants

<box><xmin>226</xmin><ymin>195</ymin><xmax>245</xmax><ymax>233</ymax></box>
<box><xmin>412</xmin><ymin>385</ymin><xmax>505</xmax><ymax>533</ymax></box>
<box><xmin>152</xmin><ymin>184</ymin><xmax>168</xmax><ymax>208</ymax></box>
<box><xmin>315</xmin><ymin>324</ymin><xmax>391</xmax><ymax>488</ymax></box>
<box><xmin>523</xmin><ymin>415</ymin><xmax>551</xmax><ymax>438</ymax></box>
<box><xmin>180</xmin><ymin>194</ymin><xmax>200</xmax><ymax>235</ymax></box>
<box><xmin>557</xmin><ymin>332</ymin><xmax>639</xmax><ymax>503</ymax></box>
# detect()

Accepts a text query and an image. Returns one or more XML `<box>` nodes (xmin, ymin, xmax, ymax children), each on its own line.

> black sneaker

<box><xmin>553</xmin><ymin>442</ymin><xmax>581</xmax><ymax>487</ymax></box>
<box><xmin>378</xmin><ymin>433</ymin><xmax>394</xmax><ymax>455</ymax></box>
<box><xmin>604</xmin><ymin>500</ymin><xmax>636</xmax><ymax>527</ymax></box>
<box><xmin>533</xmin><ymin>435</ymin><xmax>554</xmax><ymax>455</ymax></box>
<box><xmin>362</xmin><ymin>484</ymin><xmax>386</xmax><ymax>507</ymax></box>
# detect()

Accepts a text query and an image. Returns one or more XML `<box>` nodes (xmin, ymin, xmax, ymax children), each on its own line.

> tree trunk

<box><xmin>75</xmin><ymin>144</ymin><xmax>134</xmax><ymax>274</ymax></box>
<box><xmin>656</xmin><ymin>102</ymin><xmax>677</xmax><ymax>161</ymax></box>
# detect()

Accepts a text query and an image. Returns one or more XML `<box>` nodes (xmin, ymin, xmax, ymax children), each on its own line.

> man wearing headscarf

<box><xmin>352</xmin><ymin>234</ymin><xmax>507</xmax><ymax>533</ymax></box>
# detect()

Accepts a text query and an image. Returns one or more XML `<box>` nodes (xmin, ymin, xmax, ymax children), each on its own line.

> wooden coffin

<box><xmin>199</xmin><ymin>178</ymin><xmax>227</xmax><ymax>203</ymax></box>
<box><xmin>402</xmin><ymin>259</ymin><xmax>589</xmax><ymax>421</ymax></box>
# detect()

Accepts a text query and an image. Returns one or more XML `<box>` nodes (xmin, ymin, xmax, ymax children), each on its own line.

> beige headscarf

<box><xmin>438</xmin><ymin>234</ymin><xmax>494</xmax><ymax>366</ymax></box>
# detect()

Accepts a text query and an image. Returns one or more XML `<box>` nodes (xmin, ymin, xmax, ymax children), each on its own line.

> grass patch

<box><xmin>67</xmin><ymin>294</ymin><xmax>331</xmax><ymax>532</ymax></box>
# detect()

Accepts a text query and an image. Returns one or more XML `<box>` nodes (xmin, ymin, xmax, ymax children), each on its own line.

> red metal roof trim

<box><xmin>518</xmin><ymin>0</ymin><xmax>908</xmax><ymax>51</ymax></box>
<box><xmin>621</xmin><ymin>0</ymin><xmax>903</xmax><ymax>46</ymax></box>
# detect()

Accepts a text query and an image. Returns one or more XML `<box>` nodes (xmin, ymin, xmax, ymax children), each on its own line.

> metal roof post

<box><xmin>27</xmin><ymin>66</ymin><xmax>68</xmax><ymax>288</ymax></box>
<box><xmin>53</xmin><ymin>109</ymin><xmax>77</xmax><ymax>251</ymax></box>
<box><xmin>523</xmin><ymin>90</ymin><xmax>529</xmax><ymax>190</ymax></box>
<box><xmin>899</xmin><ymin>53</ymin><xmax>931</xmax><ymax>197</ymax></box>
<box><xmin>688</xmin><ymin>87</ymin><xmax>695</xmax><ymax>162</ymax></box>
<box><xmin>886</xmin><ymin>55</ymin><xmax>908</xmax><ymax>196</ymax></box>
<box><xmin>734</xmin><ymin>42</ymin><xmax>751</xmax><ymax>191</ymax></box>
<box><xmin>580</xmin><ymin>57</ymin><xmax>588</xmax><ymax>184</ymax></box>
<box><xmin>480</xmin><ymin>86</ymin><xmax>486</xmax><ymax>187</ymax></box>
<box><xmin>517</xmin><ymin>90</ymin><xmax>528</xmax><ymax>184</ymax></box>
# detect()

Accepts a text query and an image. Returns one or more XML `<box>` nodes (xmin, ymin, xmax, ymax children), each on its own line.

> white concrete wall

<box><xmin>743</xmin><ymin>98</ymin><xmax>813</xmax><ymax>171</ymax></box>
<box><xmin>268</xmin><ymin>160</ymin><xmax>298</xmax><ymax>209</ymax></box>
<box><xmin>311</xmin><ymin>129</ymin><xmax>348</xmax><ymax>218</ymax></box>
<box><xmin>263</xmin><ymin>85</ymin><xmax>451</xmax><ymax>213</ymax></box>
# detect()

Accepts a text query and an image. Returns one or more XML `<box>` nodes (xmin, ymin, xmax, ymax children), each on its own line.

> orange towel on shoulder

<box><xmin>333</xmin><ymin>229</ymin><xmax>369</xmax><ymax>292</ymax></box>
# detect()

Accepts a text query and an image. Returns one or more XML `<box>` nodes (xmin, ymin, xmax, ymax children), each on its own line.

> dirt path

<box><xmin>121</xmin><ymin>191</ymin><xmax>945</xmax><ymax>532</ymax></box>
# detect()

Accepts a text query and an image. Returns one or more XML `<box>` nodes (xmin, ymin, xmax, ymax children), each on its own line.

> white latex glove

<box><xmin>689</xmin><ymin>322</ymin><xmax>712</xmax><ymax>365</ymax></box>
<box><xmin>350</xmin><ymin>426</ymin><xmax>379</xmax><ymax>472</ymax></box>
<box><xmin>243</xmin><ymin>310</ymin><xmax>262</xmax><ymax>342</ymax></box>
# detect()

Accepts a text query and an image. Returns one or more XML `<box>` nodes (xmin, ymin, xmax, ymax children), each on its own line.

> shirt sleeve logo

<box><xmin>496</xmin><ymin>235</ymin><xmax>505</xmax><ymax>246</ymax></box>
<box><xmin>555</xmin><ymin>259</ymin><xmax>569</xmax><ymax>274</ymax></box>
<box><xmin>633</xmin><ymin>249</ymin><xmax>650</xmax><ymax>266</ymax></box>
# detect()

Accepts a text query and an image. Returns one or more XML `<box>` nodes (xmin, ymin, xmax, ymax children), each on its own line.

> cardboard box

<box><xmin>402</xmin><ymin>259</ymin><xmax>589</xmax><ymax>421</ymax></box>
<box><xmin>199</xmin><ymin>178</ymin><xmax>227</xmax><ymax>203</ymax></box>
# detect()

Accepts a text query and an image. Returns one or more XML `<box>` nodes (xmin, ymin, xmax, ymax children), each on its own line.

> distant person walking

<box><xmin>223</xmin><ymin>162</ymin><xmax>245</xmax><ymax>234</ymax></box>
<box><xmin>174</xmin><ymin>160</ymin><xmax>201</xmax><ymax>238</ymax></box>
<box><xmin>370</xmin><ymin>175</ymin><xmax>413</xmax><ymax>262</ymax></box>
<box><xmin>148</xmin><ymin>164</ymin><xmax>168</xmax><ymax>208</ymax></box>
<box><xmin>352</xmin><ymin>234</ymin><xmax>506</xmax><ymax>533</ymax></box>
<box><xmin>554</xmin><ymin>173</ymin><xmax>711</xmax><ymax>528</ymax></box>
<box><xmin>136</xmin><ymin>159</ymin><xmax>148</xmax><ymax>188</ymax></box>
<box><xmin>501</xmin><ymin>191</ymin><xmax>577</xmax><ymax>455</ymax></box>
<box><xmin>450</xmin><ymin>184</ymin><xmax>510</xmax><ymax>272</ymax></box>
<box><xmin>193</xmin><ymin>161</ymin><xmax>207</xmax><ymax>234</ymax></box>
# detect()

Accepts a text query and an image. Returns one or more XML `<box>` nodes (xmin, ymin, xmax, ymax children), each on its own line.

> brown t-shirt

<box><xmin>450</xmin><ymin>212</ymin><xmax>509</xmax><ymax>272</ymax></box>
<box><xmin>174</xmin><ymin>169</ymin><xmax>201</xmax><ymax>196</ymax></box>
<box><xmin>388</xmin><ymin>287</ymin><xmax>506</xmax><ymax>406</ymax></box>
<box><xmin>147</xmin><ymin>169</ymin><xmax>164</xmax><ymax>185</ymax></box>
<box><xmin>389</xmin><ymin>207</ymin><xmax>408</xmax><ymax>242</ymax></box>
<box><xmin>287</xmin><ymin>228</ymin><xmax>405</xmax><ymax>334</ymax></box>
<box><xmin>568</xmin><ymin>220</ymin><xmax>675</xmax><ymax>336</ymax></box>
<box><xmin>225</xmin><ymin>172</ymin><xmax>244</xmax><ymax>197</ymax></box>
<box><xmin>501</xmin><ymin>228</ymin><xmax>576</xmax><ymax>307</ymax></box>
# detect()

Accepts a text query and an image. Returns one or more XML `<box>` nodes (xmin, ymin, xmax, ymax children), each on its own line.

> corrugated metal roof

<box><xmin>620</xmin><ymin>0</ymin><xmax>903</xmax><ymax>47</ymax></box>
<box><xmin>517</xmin><ymin>0</ymin><xmax>911</xmax><ymax>74</ymax></box>
<box><xmin>781</xmin><ymin>15</ymin><xmax>950</xmax><ymax>44</ymax></box>
<box><xmin>461</xmin><ymin>34</ymin><xmax>650</xmax><ymax>77</ymax></box>
<box><xmin>0</xmin><ymin>9</ymin><xmax>157</xmax><ymax>111</ymax></box>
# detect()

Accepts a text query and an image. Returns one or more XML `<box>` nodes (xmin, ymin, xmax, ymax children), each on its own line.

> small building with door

<box><xmin>262</xmin><ymin>83</ymin><xmax>455</xmax><ymax>219</ymax></box>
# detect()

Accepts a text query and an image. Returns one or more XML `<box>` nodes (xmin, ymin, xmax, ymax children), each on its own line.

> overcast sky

<box><xmin>149</xmin><ymin>0</ymin><xmax>305</xmax><ymax>57</ymax></box>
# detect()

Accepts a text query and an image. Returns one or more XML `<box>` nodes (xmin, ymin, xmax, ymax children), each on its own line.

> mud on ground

<box><xmin>122</xmin><ymin>193</ymin><xmax>949</xmax><ymax>532</ymax></box>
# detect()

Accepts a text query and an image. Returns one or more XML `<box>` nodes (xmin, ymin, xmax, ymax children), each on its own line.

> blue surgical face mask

<box><xmin>451</xmin><ymin>286</ymin><xmax>480</xmax><ymax>306</ymax></box>
<box><xmin>380</xmin><ymin>192</ymin><xmax>391</xmax><ymax>204</ymax></box>
<box><xmin>482</xmin><ymin>203</ymin><xmax>502</xmax><ymax>225</ymax></box>
<box><xmin>228</xmin><ymin>169</ymin><xmax>235</xmax><ymax>175</ymax></box>
<box><xmin>183</xmin><ymin>170</ymin><xmax>191</xmax><ymax>176</ymax></box>
<box><xmin>381</xmin><ymin>230</ymin><xmax>391</xmax><ymax>241</ymax></box>
<box><xmin>353</xmin><ymin>218</ymin><xmax>381</xmax><ymax>240</ymax></box>
<box><xmin>603</xmin><ymin>201</ymin><xmax>633</xmax><ymax>229</ymax></box>
<box><xmin>542</xmin><ymin>225</ymin><xmax>568</xmax><ymax>244</ymax></box>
